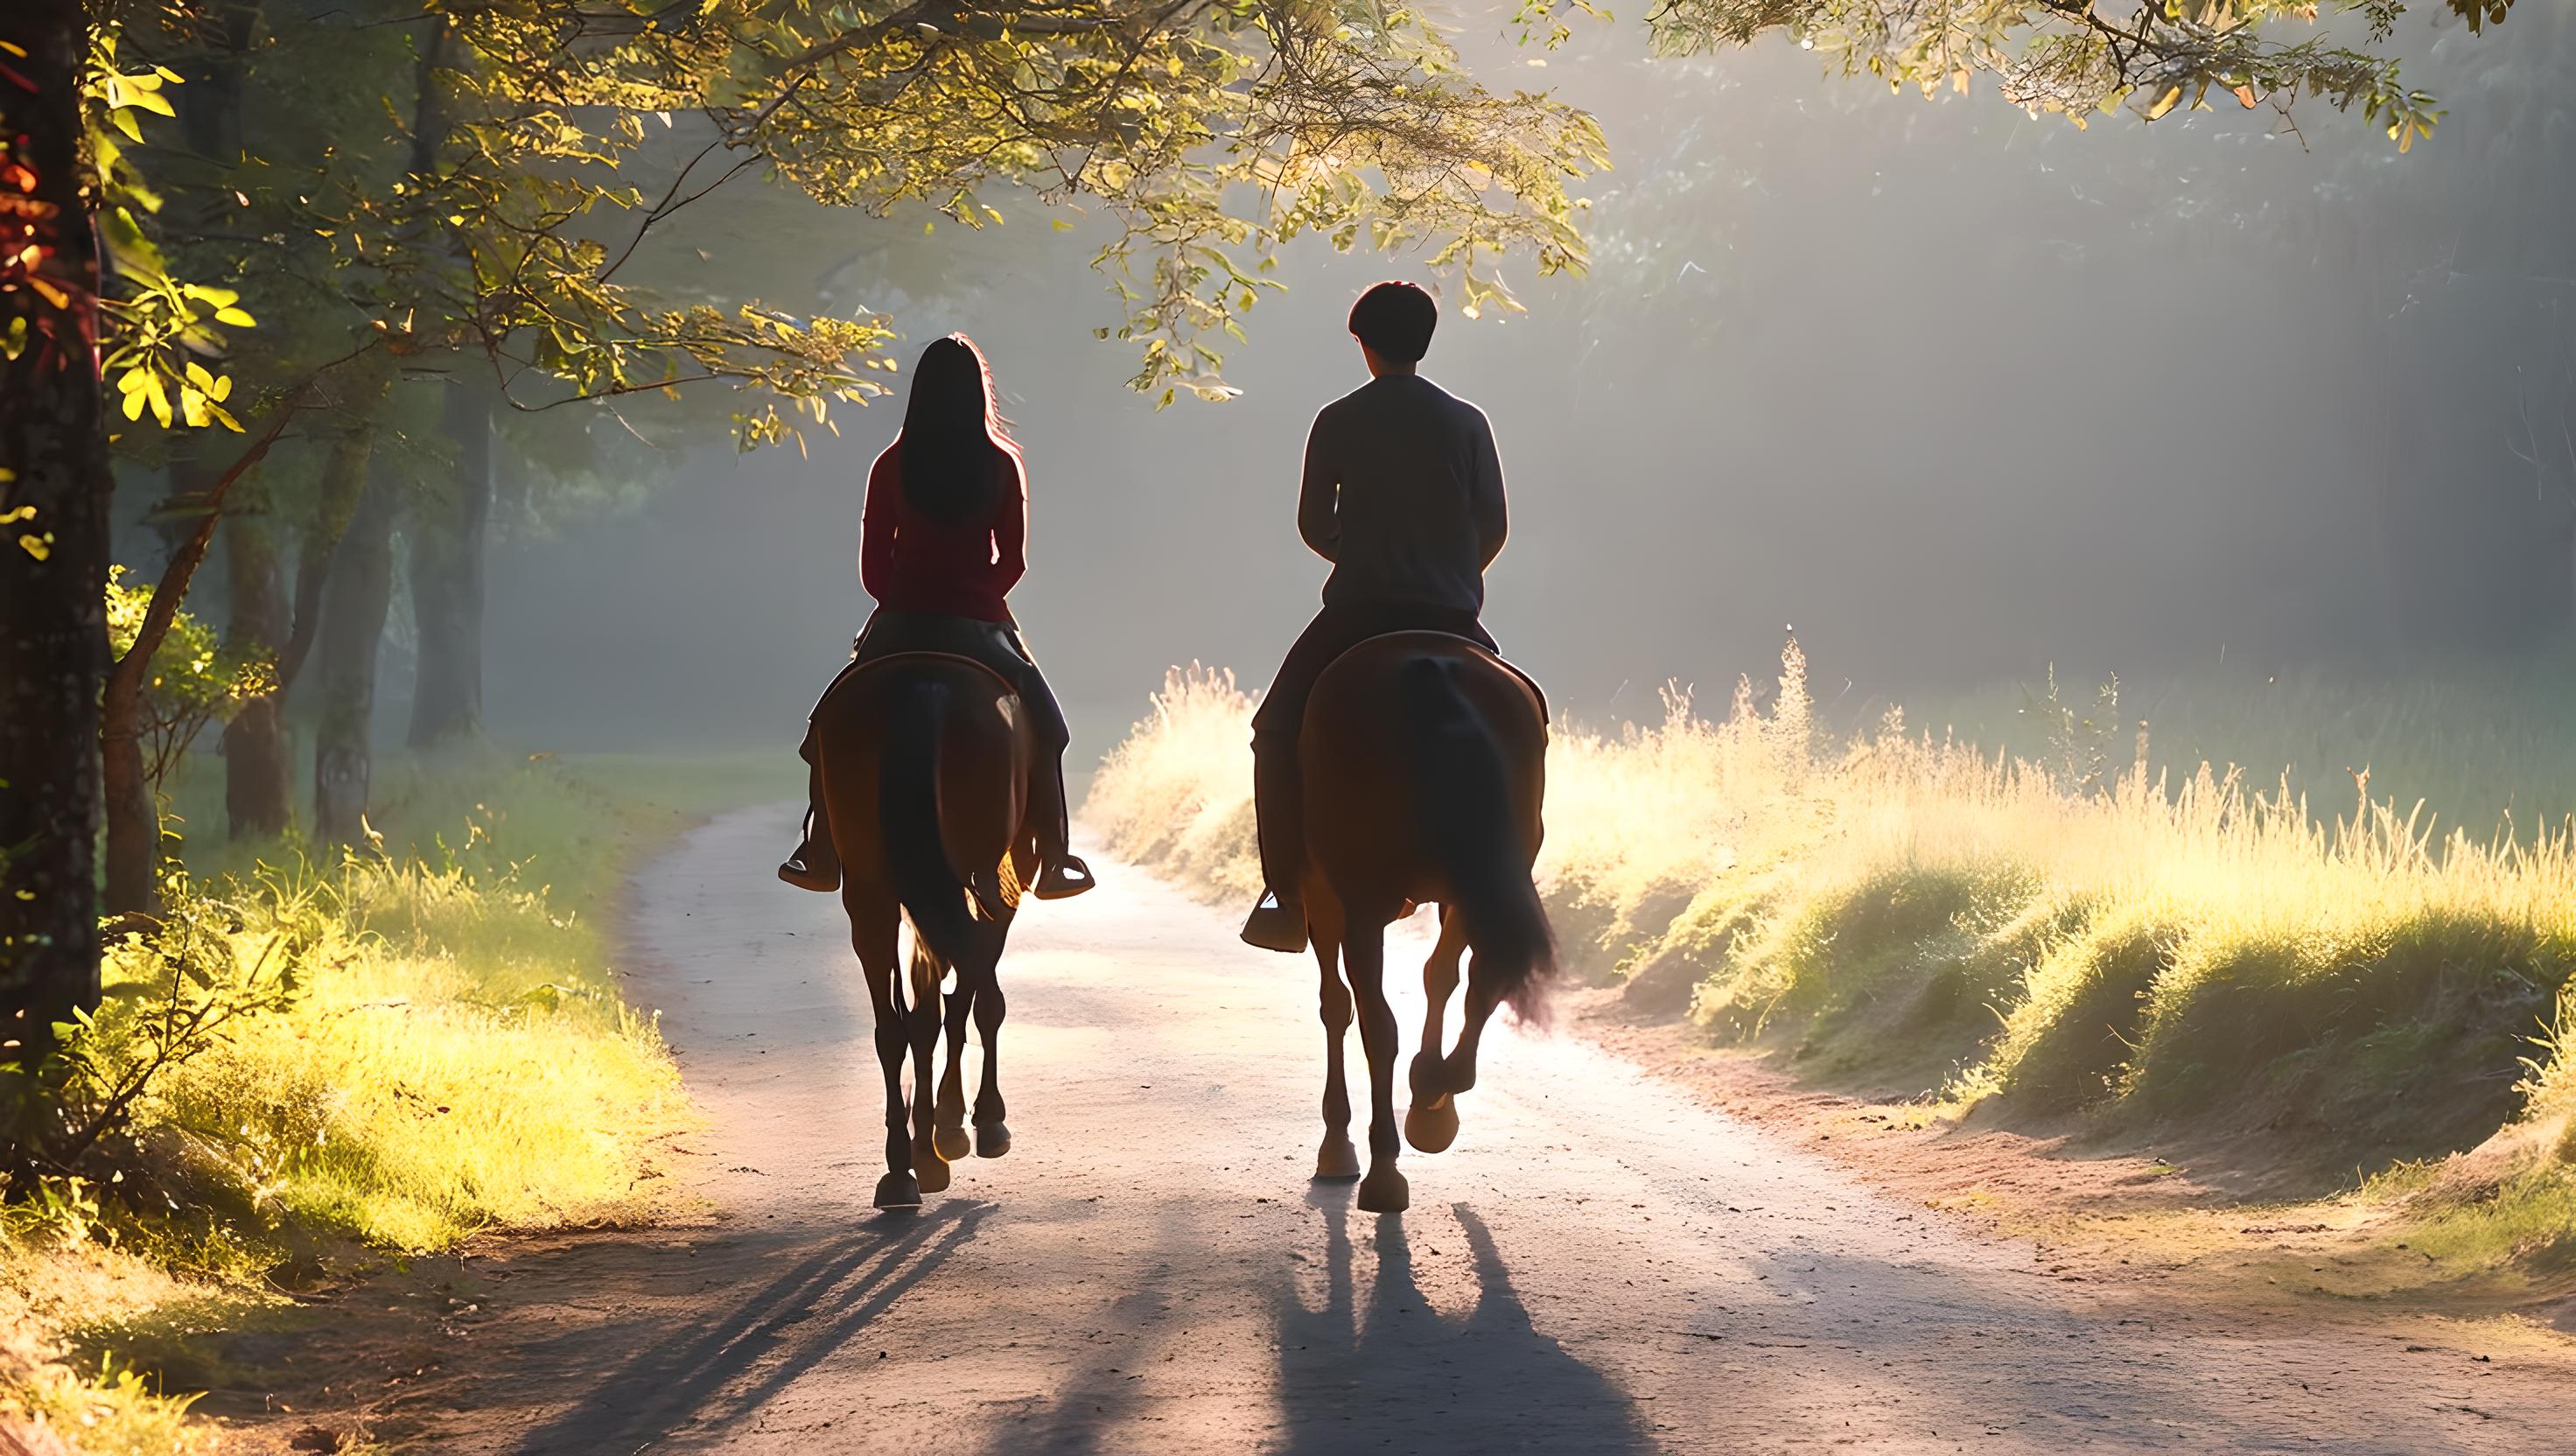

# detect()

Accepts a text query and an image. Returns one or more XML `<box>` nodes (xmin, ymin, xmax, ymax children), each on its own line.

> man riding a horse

<box><xmin>1241</xmin><ymin>281</ymin><xmax>1520</xmax><ymax>955</ymax></box>
<box><xmin>1243</xmin><ymin>282</ymin><xmax>1557</xmax><ymax>1213</ymax></box>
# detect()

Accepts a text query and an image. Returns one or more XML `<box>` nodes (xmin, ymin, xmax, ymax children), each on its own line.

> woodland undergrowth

<box><xmin>0</xmin><ymin>753</ymin><xmax>785</xmax><ymax>1453</ymax></box>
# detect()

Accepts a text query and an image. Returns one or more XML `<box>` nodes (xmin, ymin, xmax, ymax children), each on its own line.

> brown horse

<box><xmin>1299</xmin><ymin>631</ymin><xmax>1554</xmax><ymax>1214</ymax></box>
<box><xmin>812</xmin><ymin>651</ymin><xmax>1036</xmax><ymax>1209</ymax></box>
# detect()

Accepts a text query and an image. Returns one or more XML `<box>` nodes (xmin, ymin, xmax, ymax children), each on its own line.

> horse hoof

<box><xmin>974</xmin><ymin>1121</ymin><xmax>1012</xmax><ymax>1158</ymax></box>
<box><xmin>874</xmin><ymin>1171</ymin><xmax>922</xmax><ymax>1209</ymax></box>
<box><xmin>1314</xmin><ymin>1134</ymin><xmax>1362</xmax><ymax>1181</ymax></box>
<box><xmin>915</xmin><ymin>1148</ymin><xmax>952</xmax><ymax>1194</ymax></box>
<box><xmin>1409</xmin><ymin>1051</ymin><xmax>1445</xmax><ymax>1104</ymax></box>
<box><xmin>1356</xmin><ymin>1166</ymin><xmax>1410</xmax><ymax>1214</ymax></box>
<box><xmin>933</xmin><ymin>1123</ymin><xmax>973</xmax><ymax>1162</ymax></box>
<box><xmin>1404</xmin><ymin>1100</ymin><xmax>1460</xmax><ymax>1155</ymax></box>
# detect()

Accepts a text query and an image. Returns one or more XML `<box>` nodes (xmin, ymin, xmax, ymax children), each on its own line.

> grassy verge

<box><xmin>4</xmin><ymin>748</ymin><xmax>794</xmax><ymax>1453</ymax></box>
<box><xmin>1085</xmin><ymin>654</ymin><xmax>2576</xmax><ymax>1292</ymax></box>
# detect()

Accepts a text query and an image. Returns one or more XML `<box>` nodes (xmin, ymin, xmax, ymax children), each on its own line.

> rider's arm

<box><xmin>991</xmin><ymin>450</ymin><xmax>1029</xmax><ymax>595</ymax></box>
<box><xmin>1297</xmin><ymin>411</ymin><xmax>1339</xmax><ymax>563</ymax></box>
<box><xmin>859</xmin><ymin>446</ymin><xmax>898</xmax><ymax>600</ymax></box>
<box><xmin>1470</xmin><ymin>410</ymin><xmax>1508</xmax><ymax>570</ymax></box>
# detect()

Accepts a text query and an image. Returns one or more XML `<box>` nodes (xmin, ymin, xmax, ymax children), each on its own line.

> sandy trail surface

<box><xmin>424</xmin><ymin>806</ymin><xmax>2576</xmax><ymax>1454</ymax></box>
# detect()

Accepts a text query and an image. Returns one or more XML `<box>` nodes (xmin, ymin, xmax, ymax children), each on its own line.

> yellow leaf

<box><xmin>18</xmin><ymin>534</ymin><xmax>49</xmax><ymax>562</ymax></box>
<box><xmin>122</xmin><ymin>388</ymin><xmax>149</xmax><ymax>422</ymax></box>
<box><xmin>2143</xmin><ymin>84</ymin><xmax>2183</xmax><ymax>121</ymax></box>
<box><xmin>213</xmin><ymin>306</ymin><xmax>255</xmax><ymax>326</ymax></box>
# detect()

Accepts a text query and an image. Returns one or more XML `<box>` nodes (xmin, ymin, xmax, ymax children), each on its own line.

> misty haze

<box><xmin>10</xmin><ymin>2</ymin><xmax>2576</xmax><ymax>1452</ymax></box>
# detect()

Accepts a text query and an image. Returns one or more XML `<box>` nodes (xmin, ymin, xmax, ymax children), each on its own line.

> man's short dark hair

<box><xmin>1348</xmin><ymin>282</ymin><xmax>1438</xmax><ymax>364</ymax></box>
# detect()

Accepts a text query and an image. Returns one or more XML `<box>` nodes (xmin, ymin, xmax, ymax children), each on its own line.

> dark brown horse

<box><xmin>1299</xmin><ymin>631</ymin><xmax>1554</xmax><ymax>1213</ymax></box>
<box><xmin>813</xmin><ymin>651</ymin><xmax>1036</xmax><ymax>1209</ymax></box>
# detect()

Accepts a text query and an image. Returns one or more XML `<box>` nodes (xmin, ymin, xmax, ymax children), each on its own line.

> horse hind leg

<box><xmin>1312</xmin><ymin>918</ymin><xmax>1360</xmax><ymax>1181</ymax></box>
<box><xmin>851</xmin><ymin>895</ymin><xmax>920</xmax><ymax>1210</ymax></box>
<box><xmin>1442</xmin><ymin>948</ymin><xmax>1507</xmax><ymax>1101</ymax></box>
<box><xmin>970</xmin><ymin>947</ymin><xmax>1012</xmax><ymax>1158</ymax></box>
<box><xmin>906</xmin><ymin>935</ymin><xmax>951</xmax><ymax>1195</ymax></box>
<box><xmin>1343</xmin><ymin>919</ymin><xmax>1409</xmax><ymax>1214</ymax></box>
<box><xmin>932</xmin><ymin>949</ymin><xmax>974</xmax><ymax>1164</ymax></box>
<box><xmin>1405</xmin><ymin>908</ymin><xmax>1468</xmax><ymax>1156</ymax></box>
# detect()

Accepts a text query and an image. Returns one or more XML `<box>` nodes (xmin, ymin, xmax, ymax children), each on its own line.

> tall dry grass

<box><xmin>1086</xmin><ymin>646</ymin><xmax>2576</xmax><ymax>1266</ymax></box>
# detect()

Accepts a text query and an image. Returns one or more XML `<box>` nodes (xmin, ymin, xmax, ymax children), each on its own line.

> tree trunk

<box><xmin>220</xmin><ymin>483</ymin><xmax>295</xmax><ymax>841</ymax></box>
<box><xmin>407</xmin><ymin>377</ymin><xmax>492</xmax><ymax>749</ymax></box>
<box><xmin>176</xmin><ymin>6</ymin><xmax>296</xmax><ymax>843</ymax></box>
<box><xmin>220</xmin><ymin>378</ymin><xmax>387</xmax><ymax>839</ymax></box>
<box><xmin>99</xmin><ymin>700</ymin><xmax>161</xmax><ymax>918</ymax></box>
<box><xmin>99</xmin><ymin>398</ymin><xmax>303</xmax><ymax>914</ymax></box>
<box><xmin>0</xmin><ymin>0</ymin><xmax>111</xmax><ymax>1057</ymax></box>
<box><xmin>313</xmin><ymin>468</ymin><xmax>399</xmax><ymax>850</ymax></box>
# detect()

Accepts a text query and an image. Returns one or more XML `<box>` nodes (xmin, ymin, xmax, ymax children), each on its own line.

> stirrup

<box><xmin>1033</xmin><ymin>853</ymin><xmax>1096</xmax><ymax>900</ymax></box>
<box><xmin>778</xmin><ymin>844</ymin><xmax>838</xmax><ymax>893</ymax></box>
<box><xmin>1240</xmin><ymin>892</ymin><xmax>1308</xmax><ymax>954</ymax></box>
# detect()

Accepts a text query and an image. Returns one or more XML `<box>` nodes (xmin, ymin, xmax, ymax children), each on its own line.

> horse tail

<box><xmin>878</xmin><ymin>677</ymin><xmax>981</xmax><ymax>973</ymax></box>
<box><xmin>1402</xmin><ymin>656</ymin><xmax>1557</xmax><ymax>1026</ymax></box>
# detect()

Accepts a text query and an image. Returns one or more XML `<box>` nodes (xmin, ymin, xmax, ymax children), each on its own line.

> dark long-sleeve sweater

<box><xmin>1295</xmin><ymin>373</ymin><xmax>1508</xmax><ymax>615</ymax></box>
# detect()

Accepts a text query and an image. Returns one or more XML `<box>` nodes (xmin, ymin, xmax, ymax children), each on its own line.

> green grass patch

<box><xmin>6</xmin><ymin>746</ymin><xmax>792</xmax><ymax>1453</ymax></box>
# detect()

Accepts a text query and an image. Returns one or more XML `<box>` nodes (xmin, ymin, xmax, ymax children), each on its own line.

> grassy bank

<box><xmin>4</xmin><ymin>750</ymin><xmax>794</xmax><ymax>1452</ymax></box>
<box><xmin>1085</xmin><ymin>654</ymin><xmax>2576</xmax><ymax>1284</ymax></box>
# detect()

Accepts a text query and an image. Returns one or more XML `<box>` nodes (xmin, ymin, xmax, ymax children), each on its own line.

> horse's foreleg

<box><xmin>933</xmin><ymin>964</ymin><xmax>974</xmax><ymax>1163</ymax></box>
<box><xmin>906</xmin><ymin>942</ymin><xmax>950</xmax><ymax>1194</ymax></box>
<box><xmin>1312</xmin><ymin>916</ymin><xmax>1359</xmax><ymax>1181</ymax></box>
<box><xmin>852</xmin><ymin>897</ymin><xmax>919</xmax><ymax>1210</ymax></box>
<box><xmin>1343</xmin><ymin>920</ymin><xmax>1408</xmax><ymax>1214</ymax></box>
<box><xmin>970</xmin><ymin>946</ymin><xmax>1012</xmax><ymax>1158</ymax></box>
<box><xmin>1405</xmin><ymin>908</ymin><xmax>1469</xmax><ymax>1155</ymax></box>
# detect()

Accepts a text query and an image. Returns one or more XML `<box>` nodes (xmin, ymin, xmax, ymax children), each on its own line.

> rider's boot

<box><xmin>778</xmin><ymin>756</ymin><xmax>840</xmax><ymax>892</ymax></box>
<box><xmin>1240</xmin><ymin>890</ymin><xmax>1307</xmax><ymax>955</ymax></box>
<box><xmin>1030</xmin><ymin>760</ymin><xmax>1096</xmax><ymax>900</ymax></box>
<box><xmin>1239</xmin><ymin>730</ymin><xmax>1308</xmax><ymax>953</ymax></box>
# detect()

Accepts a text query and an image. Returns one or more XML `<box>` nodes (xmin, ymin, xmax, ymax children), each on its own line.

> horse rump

<box><xmin>1400</xmin><ymin>654</ymin><xmax>1557</xmax><ymax>1025</ymax></box>
<box><xmin>875</xmin><ymin>676</ymin><xmax>984</xmax><ymax>974</ymax></box>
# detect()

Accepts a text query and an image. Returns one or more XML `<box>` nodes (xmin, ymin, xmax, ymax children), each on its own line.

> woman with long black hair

<box><xmin>779</xmin><ymin>333</ymin><xmax>1094</xmax><ymax>900</ymax></box>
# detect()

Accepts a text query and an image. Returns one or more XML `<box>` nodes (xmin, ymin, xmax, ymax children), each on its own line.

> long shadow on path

<box><xmin>508</xmin><ymin>1201</ymin><xmax>990</xmax><ymax>1454</ymax></box>
<box><xmin>1271</xmin><ymin>1189</ymin><xmax>1652</xmax><ymax>1454</ymax></box>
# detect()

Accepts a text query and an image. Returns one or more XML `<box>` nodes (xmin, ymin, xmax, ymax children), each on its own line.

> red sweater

<box><xmin>859</xmin><ymin>440</ymin><xmax>1026</xmax><ymax>625</ymax></box>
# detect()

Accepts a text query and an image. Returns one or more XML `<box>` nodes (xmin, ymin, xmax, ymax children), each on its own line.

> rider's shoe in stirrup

<box><xmin>778</xmin><ymin>843</ymin><xmax>839</xmax><ymax>893</ymax></box>
<box><xmin>1033</xmin><ymin>852</ymin><xmax>1096</xmax><ymax>900</ymax></box>
<box><xmin>1240</xmin><ymin>892</ymin><xmax>1308</xmax><ymax>954</ymax></box>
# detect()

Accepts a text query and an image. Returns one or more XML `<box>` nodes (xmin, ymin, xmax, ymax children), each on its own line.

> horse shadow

<box><xmin>1271</xmin><ymin>1187</ymin><xmax>1651</xmax><ymax>1454</ymax></box>
<box><xmin>508</xmin><ymin>1201</ymin><xmax>990</xmax><ymax>1454</ymax></box>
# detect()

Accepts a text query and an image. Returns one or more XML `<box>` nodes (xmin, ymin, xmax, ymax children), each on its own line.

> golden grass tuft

<box><xmin>1087</xmin><ymin>648</ymin><xmax>2576</xmax><ymax>1265</ymax></box>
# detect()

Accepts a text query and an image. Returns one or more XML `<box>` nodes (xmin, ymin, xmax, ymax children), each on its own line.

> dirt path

<box><xmin>411</xmin><ymin>807</ymin><xmax>2576</xmax><ymax>1454</ymax></box>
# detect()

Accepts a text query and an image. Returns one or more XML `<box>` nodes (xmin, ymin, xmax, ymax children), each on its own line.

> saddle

<box><xmin>1344</xmin><ymin>631</ymin><xmax>1550</xmax><ymax>724</ymax></box>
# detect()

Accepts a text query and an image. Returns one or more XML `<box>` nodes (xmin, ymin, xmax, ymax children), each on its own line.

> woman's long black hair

<box><xmin>896</xmin><ymin>333</ymin><xmax>1014</xmax><ymax>523</ymax></box>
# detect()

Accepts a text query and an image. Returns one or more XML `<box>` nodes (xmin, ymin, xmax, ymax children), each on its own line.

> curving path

<box><xmin>425</xmin><ymin>806</ymin><xmax>2576</xmax><ymax>1454</ymax></box>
